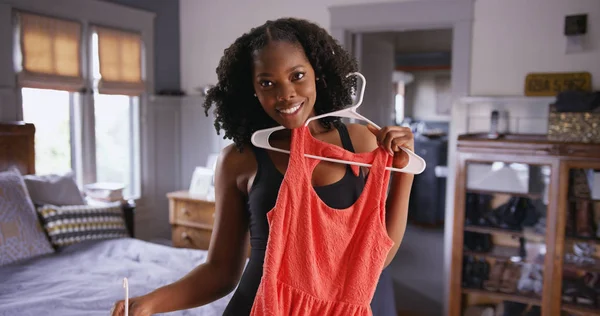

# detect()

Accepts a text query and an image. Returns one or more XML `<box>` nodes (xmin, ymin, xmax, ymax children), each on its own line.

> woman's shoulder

<box><xmin>217</xmin><ymin>143</ymin><xmax>257</xmax><ymax>174</ymax></box>
<box><xmin>216</xmin><ymin>143</ymin><xmax>258</xmax><ymax>194</ymax></box>
<box><xmin>344</xmin><ymin>123</ymin><xmax>378</xmax><ymax>153</ymax></box>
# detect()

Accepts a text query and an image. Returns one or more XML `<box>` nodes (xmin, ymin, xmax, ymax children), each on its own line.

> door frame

<box><xmin>329</xmin><ymin>1</ymin><xmax>475</xmax><ymax>314</ymax></box>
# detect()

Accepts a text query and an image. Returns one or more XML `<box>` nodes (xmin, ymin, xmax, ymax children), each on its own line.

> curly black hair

<box><xmin>203</xmin><ymin>17</ymin><xmax>358</xmax><ymax>151</ymax></box>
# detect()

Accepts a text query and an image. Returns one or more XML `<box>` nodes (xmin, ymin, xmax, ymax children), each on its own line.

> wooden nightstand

<box><xmin>168</xmin><ymin>190</ymin><xmax>215</xmax><ymax>250</ymax></box>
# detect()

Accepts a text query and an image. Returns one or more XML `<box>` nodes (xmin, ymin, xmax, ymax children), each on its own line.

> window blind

<box><xmin>16</xmin><ymin>11</ymin><xmax>84</xmax><ymax>91</ymax></box>
<box><xmin>95</xmin><ymin>26</ymin><xmax>145</xmax><ymax>96</ymax></box>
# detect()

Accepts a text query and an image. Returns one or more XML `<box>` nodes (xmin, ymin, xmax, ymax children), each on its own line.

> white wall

<box><xmin>179</xmin><ymin>0</ymin><xmax>415</xmax><ymax>93</ymax></box>
<box><xmin>405</xmin><ymin>70</ymin><xmax>452</xmax><ymax>122</ymax></box>
<box><xmin>360</xmin><ymin>33</ymin><xmax>396</xmax><ymax>127</ymax></box>
<box><xmin>181</xmin><ymin>0</ymin><xmax>600</xmax><ymax>96</ymax></box>
<box><xmin>178</xmin><ymin>95</ymin><xmax>225</xmax><ymax>189</ymax></box>
<box><xmin>471</xmin><ymin>0</ymin><xmax>600</xmax><ymax>95</ymax></box>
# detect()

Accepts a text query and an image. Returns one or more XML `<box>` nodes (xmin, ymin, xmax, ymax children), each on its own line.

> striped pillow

<box><xmin>36</xmin><ymin>203</ymin><xmax>129</xmax><ymax>248</ymax></box>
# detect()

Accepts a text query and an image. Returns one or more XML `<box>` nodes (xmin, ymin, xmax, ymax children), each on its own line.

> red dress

<box><xmin>250</xmin><ymin>125</ymin><xmax>395</xmax><ymax>316</ymax></box>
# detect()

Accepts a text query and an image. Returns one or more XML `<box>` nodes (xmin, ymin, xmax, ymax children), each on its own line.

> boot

<box><xmin>576</xmin><ymin>200</ymin><xmax>593</xmax><ymax>238</ymax></box>
<box><xmin>465</xmin><ymin>193</ymin><xmax>480</xmax><ymax>226</ymax></box>
<box><xmin>566</xmin><ymin>201</ymin><xmax>576</xmax><ymax>237</ymax></box>
<box><xmin>594</xmin><ymin>201</ymin><xmax>600</xmax><ymax>239</ymax></box>
<box><xmin>570</xmin><ymin>169</ymin><xmax>591</xmax><ymax>198</ymax></box>
<box><xmin>570</xmin><ymin>169</ymin><xmax>594</xmax><ymax>238</ymax></box>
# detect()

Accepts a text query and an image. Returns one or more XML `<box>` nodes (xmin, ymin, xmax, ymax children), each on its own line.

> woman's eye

<box><xmin>293</xmin><ymin>72</ymin><xmax>305</xmax><ymax>80</ymax></box>
<box><xmin>259</xmin><ymin>80</ymin><xmax>273</xmax><ymax>88</ymax></box>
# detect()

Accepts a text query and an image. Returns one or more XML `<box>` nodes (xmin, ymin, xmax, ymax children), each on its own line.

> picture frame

<box><xmin>189</xmin><ymin>166</ymin><xmax>214</xmax><ymax>198</ymax></box>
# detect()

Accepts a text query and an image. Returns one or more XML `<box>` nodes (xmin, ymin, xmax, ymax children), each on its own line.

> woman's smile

<box><xmin>276</xmin><ymin>100</ymin><xmax>304</xmax><ymax>116</ymax></box>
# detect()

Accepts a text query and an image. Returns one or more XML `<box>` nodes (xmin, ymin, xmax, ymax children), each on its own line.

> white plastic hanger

<box><xmin>123</xmin><ymin>277</ymin><xmax>129</xmax><ymax>316</ymax></box>
<box><xmin>251</xmin><ymin>72</ymin><xmax>426</xmax><ymax>174</ymax></box>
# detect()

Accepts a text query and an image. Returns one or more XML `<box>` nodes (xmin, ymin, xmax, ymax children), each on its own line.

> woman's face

<box><xmin>252</xmin><ymin>41</ymin><xmax>317</xmax><ymax>129</ymax></box>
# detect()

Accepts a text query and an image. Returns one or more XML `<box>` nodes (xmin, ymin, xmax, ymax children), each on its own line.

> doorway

<box><xmin>357</xmin><ymin>28</ymin><xmax>453</xmax><ymax>316</ymax></box>
<box><xmin>330</xmin><ymin>1</ymin><xmax>474</xmax><ymax>315</ymax></box>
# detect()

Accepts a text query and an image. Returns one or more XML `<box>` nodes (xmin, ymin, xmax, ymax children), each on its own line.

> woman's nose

<box><xmin>277</xmin><ymin>83</ymin><xmax>297</xmax><ymax>101</ymax></box>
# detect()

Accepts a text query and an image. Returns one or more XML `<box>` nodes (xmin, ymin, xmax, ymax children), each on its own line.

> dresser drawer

<box><xmin>172</xmin><ymin>200</ymin><xmax>215</xmax><ymax>228</ymax></box>
<box><xmin>172</xmin><ymin>225</ymin><xmax>212</xmax><ymax>250</ymax></box>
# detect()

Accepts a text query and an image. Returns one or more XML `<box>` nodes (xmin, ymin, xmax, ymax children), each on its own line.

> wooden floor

<box><xmin>389</xmin><ymin>224</ymin><xmax>444</xmax><ymax>316</ymax></box>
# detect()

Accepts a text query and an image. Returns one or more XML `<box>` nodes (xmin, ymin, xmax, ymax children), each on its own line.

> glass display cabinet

<box><xmin>449</xmin><ymin>133</ymin><xmax>600</xmax><ymax>316</ymax></box>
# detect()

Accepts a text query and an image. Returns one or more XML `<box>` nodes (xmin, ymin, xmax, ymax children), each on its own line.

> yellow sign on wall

<box><xmin>524</xmin><ymin>72</ymin><xmax>592</xmax><ymax>96</ymax></box>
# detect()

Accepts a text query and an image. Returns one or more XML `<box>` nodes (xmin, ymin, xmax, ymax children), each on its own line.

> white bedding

<box><xmin>0</xmin><ymin>238</ymin><xmax>234</xmax><ymax>316</ymax></box>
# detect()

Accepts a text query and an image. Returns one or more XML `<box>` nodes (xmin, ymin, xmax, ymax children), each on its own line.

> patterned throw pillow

<box><xmin>0</xmin><ymin>167</ymin><xmax>55</xmax><ymax>266</ymax></box>
<box><xmin>36</xmin><ymin>203</ymin><xmax>130</xmax><ymax>248</ymax></box>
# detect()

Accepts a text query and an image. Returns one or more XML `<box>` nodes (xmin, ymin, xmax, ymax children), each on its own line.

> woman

<box><xmin>111</xmin><ymin>17</ymin><xmax>413</xmax><ymax>316</ymax></box>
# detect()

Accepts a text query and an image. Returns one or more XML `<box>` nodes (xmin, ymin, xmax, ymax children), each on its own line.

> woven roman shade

<box><xmin>16</xmin><ymin>11</ymin><xmax>84</xmax><ymax>91</ymax></box>
<box><xmin>95</xmin><ymin>26</ymin><xmax>145</xmax><ymax>95</ymax></box>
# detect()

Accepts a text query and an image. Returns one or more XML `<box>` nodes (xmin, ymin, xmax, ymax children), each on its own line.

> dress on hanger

<box><xmin>250</xmin><ymin>125</ymin><xmax>395</xmax><ymax>316</ymax></box>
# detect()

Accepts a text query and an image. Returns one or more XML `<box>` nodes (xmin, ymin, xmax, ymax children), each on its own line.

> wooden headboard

<box><xmin>0</xmin><ymin>122</ymin><xmax>35</xmax><ymax>175</ymax></box>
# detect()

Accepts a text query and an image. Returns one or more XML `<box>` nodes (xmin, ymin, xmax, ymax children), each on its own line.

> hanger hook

<box><xmin>345</xmin><ymin>72</ymin><xmax>366</xmax><ymax>108</ymax></box>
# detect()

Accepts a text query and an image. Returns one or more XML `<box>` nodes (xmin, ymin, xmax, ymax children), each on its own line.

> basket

<box><xmin>547</xmin><ymin>104</ymin><xmax>600</xmax><ymax>143</ymax></box>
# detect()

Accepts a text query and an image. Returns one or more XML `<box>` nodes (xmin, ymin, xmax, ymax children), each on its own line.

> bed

<box><xmin>0</xmin><ymin>122</ymin><xmax>234</xmax><ymax>316</ymax></box>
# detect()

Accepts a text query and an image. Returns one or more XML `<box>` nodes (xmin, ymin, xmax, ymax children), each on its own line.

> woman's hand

<box><xmin>366</xmin><ymin>125</ymin><xmax>414</xmax><ymax>169</ymax></box>
<box><xmin>110</xmin><ymin>296</ymin><xmax>155</xmax><ymax>316</ymax></box>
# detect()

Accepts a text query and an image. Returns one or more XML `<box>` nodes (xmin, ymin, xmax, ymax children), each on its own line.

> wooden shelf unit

<box><xmin>461</xmin><ymin>288</ymin><xmax>542</xmax><ymax>306</ymax></box>
<box><xmin>448</xmin><ymin>133</ymin><xmax>600</xmax><ymax>316</ymax></box>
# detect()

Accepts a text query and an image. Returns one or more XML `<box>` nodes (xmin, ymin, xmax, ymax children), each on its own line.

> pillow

<box><xmin>23</xmin><ymin>171</ymin><xmax>85</xmax><ymax>206</ymax></box>
<box><xmin>36</xmin><ymin>203</ymin><xmax>129</xmax><ymax>248</ymax></box>
<box><xmin>0</xmin><ymin>167</ymin><xmax>55</xmax><ymax>266</ymax></box>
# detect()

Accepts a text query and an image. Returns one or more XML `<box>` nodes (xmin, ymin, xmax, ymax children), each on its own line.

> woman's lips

<box><xmin>277</xmin><ymin>101</ymin><xmax>304</xmax><ymax>116</ymax></box>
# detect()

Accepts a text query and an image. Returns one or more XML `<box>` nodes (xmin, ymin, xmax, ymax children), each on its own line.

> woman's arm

<box><xmin>348</xmin><ymin>124</ymin><xmax>414</xmax><ymax>268</ymax></box>
<box><xmin>148</xmin><ymin>145</ymin><xmax>251</xmax><ymax>312</ymax></box>
<box><xmin>382</xmin><ymin>172</ymin><xmax>413</xmax><ymax>267</ymax></box>
<box><xmin>112</xmin><ymin>145</ymin><xmax>250</xmax><ymax>315</ymax></box>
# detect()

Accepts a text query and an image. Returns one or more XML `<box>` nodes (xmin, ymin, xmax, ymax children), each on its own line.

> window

<box><xmin>14</xmin><ymin>11</ymin><xmax>145</xmax><ymax>199</ymax></box>
<box><xmin>91</xmin><ymin>28</ymin><xmax>144</xmax><ymax>199</ymax></box>
<box><xmin>15</xmin><ymin>12</ymin><xmax>84</xmax><ymax>90</ymax></box>
<box><xmin>21</xmin><ymin>88</ymin><xmax>74</xmax><ymax>175</ymax></box>
<box><xmin>94</xmin><ymin>94</ymin><xmax>140</xmax><ymax>198</ymax></box>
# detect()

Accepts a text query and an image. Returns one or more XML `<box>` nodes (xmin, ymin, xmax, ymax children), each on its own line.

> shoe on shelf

<box><xmin>483</xmin><ymin>260</ymin><xmax>507</xmax><ymax>292</ymax></box>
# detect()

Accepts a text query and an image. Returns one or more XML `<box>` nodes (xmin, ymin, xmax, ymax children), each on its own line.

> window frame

<box><xmin>4</xmin><ymin>0</ymin><xmax>155</xmax><ymax>200</ymax></box>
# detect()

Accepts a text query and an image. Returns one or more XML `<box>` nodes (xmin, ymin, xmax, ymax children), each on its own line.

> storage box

<box><xmin>548</xmin><ymin>104</ymin><xmax>600</xmax><ymax>143</ymax></box>
<box><xmin>83</xmin><ymin>182</ymin><xmax>124</xmax><ymax>202</ymax></box>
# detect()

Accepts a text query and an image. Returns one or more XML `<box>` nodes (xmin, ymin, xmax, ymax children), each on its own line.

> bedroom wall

<box><xmin>178</xmin><ymin>0</ymin><xmax>600</xmax><ymax>165</ymax></box>
<box><xmin>405</xmin><ymin>70</ymin><xmax>452</xmax><ymax>122</ymax></box>
<box><xmin>471</xmin><ymin>0</ymin><xmax>600</xmax><ymax>95</ymax></box>
<box><xmin>179</xmin><ymin>0</ymin><xmax>417</xmax><ymax>94</ymax></box>
<box><xmin>99</xmin><ymin>0</ymin><xmax>181</xmax><ymax>94</ymax></box>
<box><xmin>180</xmin><ymin>0</ymin><xmax>600</xmax><ymax>95</ymax></box>
<box><xmin>359</xmin><ymin>33</ymin><xmax>396</xmax><ymax>128</ymax></box>
<box><xmin>0</xmin><ymin>2</ymin><xmax>19</xmax><ymax>121</ymax></box>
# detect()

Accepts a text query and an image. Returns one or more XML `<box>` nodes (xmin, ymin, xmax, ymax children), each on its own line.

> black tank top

<box><xmin>223</xmin><ymin>124</ymin><xmax>365</xmax><ymax>315</ymax></box>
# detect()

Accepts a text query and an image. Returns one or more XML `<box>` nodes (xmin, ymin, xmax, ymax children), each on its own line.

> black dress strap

<box><xmin>335</xmin><ymin>123</ymin><xmax>356</xmax><ymax>153</ymax></box>
<box><xmin>335</xmin><ymin>123</ymin><xmax>366</xmax><ymax>180</ymax></box>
